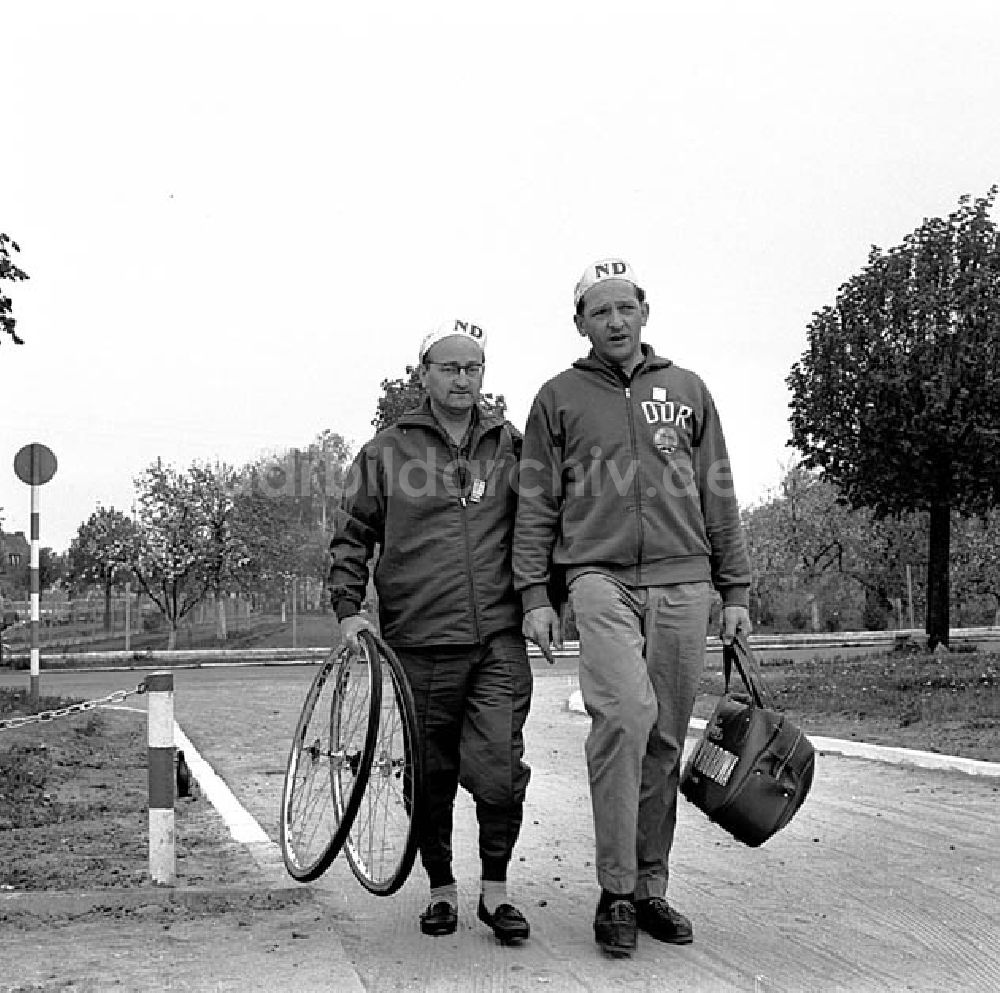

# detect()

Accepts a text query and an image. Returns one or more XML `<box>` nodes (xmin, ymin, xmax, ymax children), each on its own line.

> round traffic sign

<box><xmin>13</xmin><ymin>443</ymin><xmax>58</xmax><ymax>486</ymax></box>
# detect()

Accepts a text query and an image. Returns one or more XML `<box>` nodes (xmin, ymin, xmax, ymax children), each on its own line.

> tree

<box><xmin>236</xmin><ymin>430</ymin><xmax>353</xmax><ymax>612</ymax></box>
<box><xmin>1</xmin><ymin>233</ymin><xmax>29</xmax><ymax>346</ymax></box>
<box><xmin>372</xmin><ymin>365</ymin><xmax>507</xmax><ymax>431</ymax></box>
<box><xmin>129</xmin><ymin>460</ymin><xmax>214</xmax><ymax>649</ymax></box>
<box><xmin>39</xmin><ymin>547</ymin><xmax>68</xmax><ymax>592</ymax></box>
<box><xmin>372</xmin><ymin>366</ymin><xmax>425</xmax><ymax>431</ymax></box>
<box><xmin>949</xmin><ymin>508</ymin><xmax>1000</xmax><ymax>626</ymax></box>
<box><xmin>231</xmin><ymin>476</ymin><xmax>289</xmax><ymax>602</ymax></box>
<box><xmin>788</xmin><ymin>189</ymin><xmax>1000</xmax><ymax>648</ymax></box>
<box><xmin>742</xmin><ymin>463</ymin><xmax>925</xmax><ymax>631</ymax></box>
<box><xmin>188</xmin><ymin>463</ymin><xmax>251</xmax><ymax>641</ymax></box>
<box><xmin>306</xmin><ymin>429</ymin><xmax>353</xmax><ymax>532</ymax></box>
<box><xmin>67</xmin><ymin>507</ymin><xmax>136</xmax><ymax>630</ymax></box>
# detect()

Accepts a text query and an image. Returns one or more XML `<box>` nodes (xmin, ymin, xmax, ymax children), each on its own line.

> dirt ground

<box><xmin>0</xmin><ymin>706</ymin><xmax>260</xmax><ymax>895</ymax></box>
<box><xmin>0</xmin><ymin>701</ymin><xmax>324</xmax><ymax>992</ymax></box>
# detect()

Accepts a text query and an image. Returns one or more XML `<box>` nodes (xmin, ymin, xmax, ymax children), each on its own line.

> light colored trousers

<box><xmin>570</xmin><ymin>572</ymin><xmax>712</xmax><ymax>899</ymax></box>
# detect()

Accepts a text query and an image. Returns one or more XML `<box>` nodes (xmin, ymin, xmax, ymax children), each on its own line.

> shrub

<box><xmin>787</xmin><ymin>608</ymin><xmax>810</xmax><ymax>631</ymax></box>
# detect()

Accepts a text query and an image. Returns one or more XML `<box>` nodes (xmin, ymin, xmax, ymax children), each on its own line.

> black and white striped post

<box><xmin>12</xmin><ymin>443</ymin><xmax>58</xmax><ymax>704</ymax></box>
<box><xmin>146</xmin><ymin>670</ymin><xmax>176</xmax><ymax>885</ymax></box>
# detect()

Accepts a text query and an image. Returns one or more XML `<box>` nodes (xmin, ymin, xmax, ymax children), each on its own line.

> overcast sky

<box><xmin>3</xmin><ymin>0</ymin><xmax>1000</xmax><ymax>553</ymax></box>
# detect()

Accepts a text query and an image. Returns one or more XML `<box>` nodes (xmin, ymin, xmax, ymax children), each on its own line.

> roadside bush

<box><xmin>787</xmin><ymin>608</ymin><xmax>809</xmax><ymax>631</ymax></box>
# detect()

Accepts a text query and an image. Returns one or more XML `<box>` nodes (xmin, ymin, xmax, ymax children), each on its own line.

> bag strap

<box><xmin>722</xmin><ymin>632</ymin><xmax>775</xmax><ymax>710</ymax></box>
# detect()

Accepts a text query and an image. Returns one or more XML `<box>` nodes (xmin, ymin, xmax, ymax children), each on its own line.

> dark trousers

<box><xmin>393</xmin><ymin>630</ymin><xmax>532</xmax><ymax>884</ymax></box>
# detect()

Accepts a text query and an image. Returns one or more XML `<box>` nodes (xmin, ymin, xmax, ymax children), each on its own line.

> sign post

<box><xmin>13</xmin><ymin>443</ymin><xmax>58</xmax><ymax>703</ymax></box>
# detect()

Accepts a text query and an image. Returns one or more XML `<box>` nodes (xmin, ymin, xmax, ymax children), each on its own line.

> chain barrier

<box><xmin>0</xmin><ymin>681</ymin><xmax>148</xmax><ymax>732</ymax></box>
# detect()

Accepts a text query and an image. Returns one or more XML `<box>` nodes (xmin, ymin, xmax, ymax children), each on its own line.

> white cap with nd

<box><xmin>573</xmin><ymin>258</ymin><xmax>641</xmax><ymax>308</ymax></box>
<box><xmin>418</xmin><ymin>318</ymin><xmax>488</xmax><ymax>364</ymax></box>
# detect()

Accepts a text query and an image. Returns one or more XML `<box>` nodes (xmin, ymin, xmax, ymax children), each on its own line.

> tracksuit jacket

<box><xmin>328</xmin><ymin>398</ymin><xmax>523</xmax><ymax>647</ymax></box>
<box><xmin>513</xmin><ymin>344</ymin><xmax>751</xmax><ymax>610</ymax></box>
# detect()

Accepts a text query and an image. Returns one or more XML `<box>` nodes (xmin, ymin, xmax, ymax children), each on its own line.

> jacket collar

<box><xmin>573</xmin><ymin>342</ymin><xmax>673</xmax><ymax>382</ymax></box>
<box><xmin>395</xmin><ymin>396</ymin><xmax>506</xmax><ymax>442</ymax></box>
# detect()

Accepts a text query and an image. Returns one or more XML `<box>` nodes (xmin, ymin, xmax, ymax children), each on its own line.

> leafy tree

<box><xmin>1</xmin><ymin>233</ymin><xmax>29</xmax><ymax>346</ymax></box>
<box><xmin>251</xmin><ymin>430</ymin><xmax>352</xmax><ymax>531</ymax></box>
<box><xmin>236</xmin><ymin>430</ymin><xmax>353</xmax><ymax>610</ymax></box>
<box><xmin>372</xmin><ymin>366</ymin><xmax>425</xmax><ymax>431</ymax></box>
<box><xmin>67</xmin><ymin>507</ymin><xmax>136</xmax><ymax>630</ymax></box>
<box><xmin>306</xmin><ymin>429</ymin><xmax>353</xmax><ymax>531</ymax></box>
<box><xmin>38</xmin><ymin>547</ymin><xmax>68</xmax><ymax>592</ymax></box>
<box><xmin>129</xmin><ymin>460</ymin><xmax>214</xmax><ymax>649</ymax></box>
<box><xmin>188</xmin><ymin>463</ymin><xmax>251</xmax><ymax>641</ymax></box>
<box><xmin>742</xmin><ymin>464</ymin><xmax>925</xmax><ymax>631</ymax></box>
<box><xmin>950</xmin><ymin>508</ymin><xmax>1000</xmax><ymax>626</ymax></box>
<box><xmin>372</xmin><ymin>365</ymin><xmax>507</xmax><ymax>431</ymax></box>
<box><xmin>788</xmin><ymin>189</ymin><xmax>1000</xmax><ymax>648</ymax></box>
<box><xmin>231</xmin><ymin>477</ymin><xmax>287</xmax><ymax>602</ymax></box>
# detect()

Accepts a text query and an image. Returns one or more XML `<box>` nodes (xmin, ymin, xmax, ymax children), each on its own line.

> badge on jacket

<box><xmin>470</xmin><ymin>478</ymin><xmax>486</xmax><ymax>503</ymax></box>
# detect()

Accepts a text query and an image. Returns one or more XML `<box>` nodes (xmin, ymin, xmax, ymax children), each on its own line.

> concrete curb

<box><xmin>9</xmin><ymin>625</ymin><xmax>998</xmax><ymax>668</ymax></box>
<box><xmin>803</xmin><ymin>732</ymin><xmax>1000</xmax><ymax>777</ymax></box>
<box><xmin>566</xmin><ymin>689</ymin><xmax>1000</xmax><ymax>778</ymax></box>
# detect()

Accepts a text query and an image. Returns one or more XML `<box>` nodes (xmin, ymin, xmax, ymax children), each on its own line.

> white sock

<box><xmin>480</xmin><ymin>879</ymin><xmax>508</xmax><ymax>914</ymax></box>
<box><xmin>430</xmin><ymin>883</ymin><xmax>457</xmax><ymax>909</ymax></box>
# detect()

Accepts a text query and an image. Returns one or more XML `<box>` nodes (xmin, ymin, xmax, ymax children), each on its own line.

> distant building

<box><xmin>0</xmin><ymin>529</ymin><xmax>30</xmax><ymax>598</ymax></box>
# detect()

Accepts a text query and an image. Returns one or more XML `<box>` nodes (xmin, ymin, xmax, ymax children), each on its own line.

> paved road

<box><xmin>3</xmin><ymin>662</ymin><xmax>999</xmax><ymax>992</ymax></box>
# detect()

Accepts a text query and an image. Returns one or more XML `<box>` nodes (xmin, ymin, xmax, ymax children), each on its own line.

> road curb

<box><xmin>7</xmin><ymin>625</ymin><xmax>998</xmax><ymax>669</ymax></box>
<box><xmin>566</xmin><ymin>689</ymin><xmax>1000</xmax><ymax>778</ymax></box>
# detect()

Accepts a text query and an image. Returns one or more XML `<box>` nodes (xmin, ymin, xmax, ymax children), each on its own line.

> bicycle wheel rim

<box><xmin>343</xmin><ymin>631</ymin><xmax>423</xmax><ymax>896</ymax></box>
<box><xmin>280</xmin><ymin>646</ymin><xmax>380</xmax><ymax>881</ymax></box>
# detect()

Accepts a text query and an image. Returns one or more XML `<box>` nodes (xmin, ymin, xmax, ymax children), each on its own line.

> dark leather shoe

<box><xmin>594</xmin><ymin>899</ymin><xmax>637</xmax><ymax>956</ymax></box>
<box><xmin>635</xmin><ymin>897</ymin><xmax>693</xmax><ymax>944</ymax></box>
<box><xmin>419</xmin><ymin>900</ymin><xmax>458</xmax><ymax>936</ymax></box>
<box><xmin>477</xmin><ymin>897</ymin><xmax>530</xmax><ymax>943</ymax></box>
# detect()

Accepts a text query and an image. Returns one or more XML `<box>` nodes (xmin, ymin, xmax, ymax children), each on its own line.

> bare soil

<box><xmin>0</xmin><ymin>696</ymin><xmax>261</xmax><ymax>898</ymax></box>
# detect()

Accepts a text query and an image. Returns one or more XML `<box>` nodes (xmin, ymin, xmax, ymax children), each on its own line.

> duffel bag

<box><xmin>680</xmin><ymin>633</ymin><xmax>815</xmax><ymax>847</ymax></box>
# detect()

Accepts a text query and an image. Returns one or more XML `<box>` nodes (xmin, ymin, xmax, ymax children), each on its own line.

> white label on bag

<box><xmin>691</xmin><ymin>739</ymin><xmax>739</xmax><ymax>786</ymax></box>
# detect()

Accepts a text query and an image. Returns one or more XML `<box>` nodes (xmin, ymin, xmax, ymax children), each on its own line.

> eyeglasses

<box><xmin>426</xmin><ymin>361</ymin><xmax>484</xmax><ymax>377</ymax></box>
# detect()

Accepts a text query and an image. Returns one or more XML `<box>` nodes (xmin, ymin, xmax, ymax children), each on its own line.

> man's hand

<box><xmin>720</xmin><ymin>604</ymin><xmax>751</xmax><ymax>645</ymax></box>
<box><xmin>339</xmin><ymin>614</ymin><xmax>375</xmax><ymax>651</ymax></box>
<box><xmin>522</xmin><ymin>606</ymin><xmax>562</xmax><ymax>665</ymax></box>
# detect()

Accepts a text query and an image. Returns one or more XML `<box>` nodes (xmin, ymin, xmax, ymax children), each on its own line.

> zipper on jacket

<box><xmin>435</xmin><ymin>416</ymin><xmax>487</xmax><ymax>643</ymax></box>
<box><xmin>452</xmin><ymin>426</ymin><xmax>482</xmax><ymax>642</ymax></box>
<box><xmin>624</xmin><ymin>385</ymin><xmax>644</xmax><ymax>583</ymax></box>
<box><xmin>458</xmin><ymin>494</ymin><xmax>482</xmax><ymax>640</ymax></box>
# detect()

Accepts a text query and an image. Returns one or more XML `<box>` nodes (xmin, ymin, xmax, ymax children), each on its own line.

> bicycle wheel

<box><xmin>280</xmin><ymin>645</ymin><xmax>381</xmax><ymax>882</ymax></box>
<box><xmin>342</xmin><ymin>630</ymin><xmax>423</xmax><ymax>895</ymax></box>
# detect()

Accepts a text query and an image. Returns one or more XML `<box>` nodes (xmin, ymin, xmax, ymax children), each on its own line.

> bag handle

<box><xmin>722</xmin><ymin>631</ymin><xmax>775</xmax><ymax>710</ymax></box>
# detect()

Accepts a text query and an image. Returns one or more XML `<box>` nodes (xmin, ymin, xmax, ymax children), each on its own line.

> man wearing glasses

<box><xmin>328</xmin><ymin>319</ymin><xmax>532</xmax><ymax>944</ymax></box>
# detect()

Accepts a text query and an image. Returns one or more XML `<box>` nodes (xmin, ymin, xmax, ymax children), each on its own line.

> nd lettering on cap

<box><xmin>573</xmin><ymin>258</ymin><xmax>641</xmax><ymax>308</ymax></box>
<box><xmin>418</xmin><ymin>319</ymin><xmax>488</xmax><ymax>363</ymax></box>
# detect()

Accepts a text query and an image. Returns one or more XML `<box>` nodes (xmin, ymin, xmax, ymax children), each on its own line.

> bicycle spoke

<box><xmin>280</xmin><ymin>648</ymin><xmax>380</xmax><ymax>881</ymax></box>
<box><xmin>343</xmin><ymin>632</ymin><xmax>422</xmax><ymax>895</ymax></box>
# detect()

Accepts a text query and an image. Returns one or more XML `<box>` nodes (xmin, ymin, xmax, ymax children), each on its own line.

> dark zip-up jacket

<box><xmin>328</xmin><ymin>398</ymin><xmax>523</xmax><ymax>647</ymax></box>
<box><xmin>514</xmin><ymin>345</ymin><xmax>750</xmax><ymax>611</ymax></box>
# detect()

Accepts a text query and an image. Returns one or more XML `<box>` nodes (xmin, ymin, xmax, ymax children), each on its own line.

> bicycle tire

<box><xmin>342</xmin><ymin>630</ymin><xmax>423</xmax><ymax>895</ymax></box>
<box><xmin>280</xmin><ymin>644</ymin><xmax>381</xmax><ymax>881</ymax></box>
